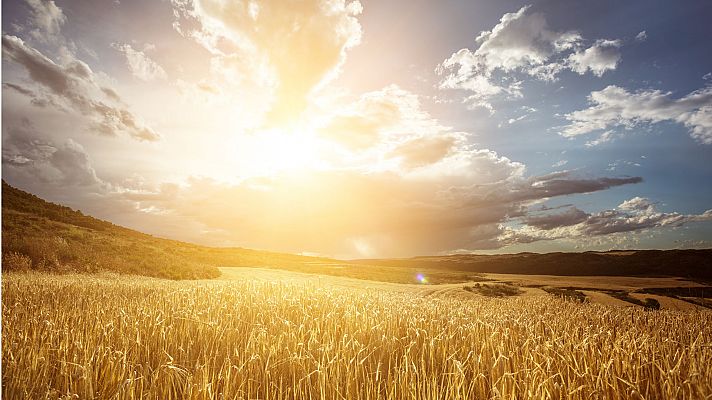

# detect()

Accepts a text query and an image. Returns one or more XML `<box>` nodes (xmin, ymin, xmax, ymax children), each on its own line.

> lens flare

<box><xmin>416</xmin><ymin>273</ymin><xmax>428</xmax><ymax>284</ymax></box>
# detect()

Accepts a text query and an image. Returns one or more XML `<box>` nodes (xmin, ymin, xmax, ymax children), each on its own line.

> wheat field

<box><xmin>2</xmin><ymin>273</ymin><xmax>711</xmax><ymax>399</ymax></box>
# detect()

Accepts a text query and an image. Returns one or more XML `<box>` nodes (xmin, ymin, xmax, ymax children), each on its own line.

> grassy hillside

<box><xmin>1</xmin><ymin>181</ymin><xmax>485</xmax><ymax>282</ymax></box>
<box><xmin>1</xmin><ymin>181</ymin><xmax>334</xmax><ymax>279</ymax></box>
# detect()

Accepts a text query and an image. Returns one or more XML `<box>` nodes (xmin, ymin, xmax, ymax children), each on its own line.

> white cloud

<box><xmin>436</xmin><ymin>5</ymin><xmax>622</xmax><ymax>111</ymax></box>
<box><xmin>500</xmin><ymin>105</ymin><xmax>537</xmax><ymax>126</ymax></box>
<box><xmin>112</xmin><ymin>43</ymin><xmax>167</xmax><ymax>81</ymax></box>
<box><xmin>469</xmin><ymin>5</ymin><xmax>579</xmax><ymax>71</ymax></box>
<box><xmin>635</xmin><ymin>31</ymin><xmax>647</xmax><ymax>42</ymax></box>
<box><xmin>585</xmin><ymin>130</ymin><xmax>614</xmax><ymax>147</ymax></box>
<box><xmin>606</xmin><ymin>159</ymin><xmax>641</xmax><ymax>171</ymax></box>
<box><xmin>23</xmin><ymin>0</ymin><xmax>66</xmax><ymax>41</ymax></box>
<box><xmin>171</xmin><ymin>0</ymin><xmax>363</xmax><ymax>124</ymax></box>
<box><xmin>316</xmin><ymin>85</ymin><xmax>465</xmax><ymax>171</ymax></box>
<box><xmin>389</xmin><ymin>136</ymin><xmax>457</xmax><ymax>169</ymax></box>
<box><xmin>562</xmin><ymin>85</ymin><xmax>712</xmax><ymax>144</ymax></box>
<box><xmin>618</xmin><ymin>196</ymin><xmax>654</xmax><ymax>212</ymax></box>
<box><xmin>567</xmin><ymin>39</ymin><xmax>621</xmax><ymax>77</ymax></box>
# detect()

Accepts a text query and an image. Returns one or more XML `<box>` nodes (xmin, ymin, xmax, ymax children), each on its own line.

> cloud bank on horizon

<box><xmin>2</xmin><ymin>0</ymin><xmax>712</xmax><ymax>257</ymax></box>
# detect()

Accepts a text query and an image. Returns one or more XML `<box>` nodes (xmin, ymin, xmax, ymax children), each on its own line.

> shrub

<box><xmin>643</xmin><ymin>298</ymin><xmax>661</xmax><ymax>310</ymax></box>
<box><xmin>464</xmin><ymin>283</ymin><xmax>523</xmax><ymax>297</ymax></box>
<box><xmin>2</xmin><ymin>252</ymin><xmax>32</xmax><ymax>271</ymax></box>
<box><xmin>542</xmin><ymin>287</ymin><xmax>588</xmax><ymax>303</ymax></box>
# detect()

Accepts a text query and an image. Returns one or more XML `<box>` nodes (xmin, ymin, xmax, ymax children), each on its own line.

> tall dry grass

<box><xmin>2</xmin><ymin>273</ymin><xmax>711</xmax><ymax>399</ymax></box>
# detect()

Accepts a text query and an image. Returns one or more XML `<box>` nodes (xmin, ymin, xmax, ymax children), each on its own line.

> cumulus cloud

<box><xmin>436</xmin><ymin>5</ymin><xmax>622</xmax><ymax>111</ymax></box>
<box><xmin>562</xmin><ymin>85</ymin><xmax>712</xmax><ymax>144</ymax></box>
<box><xmin>389</xmin><ymin>136</ymin><xmax>456</xmax><ymax>169</ymax></box>
<box><xmin>23</xmin><ymin>0</ymin><xmax>66</xmax><ymax>41</ymax></box>
<box><xmin>171</xmin><ymin>0</ymin><xmax>363</xmax><ymax>124</ymax></box>
<box><xmin>2</xmin><ymin>35</ymin><xmax>160</xmax><ymax>141</ymax></box>
<box><xmin>318</xmin><ymin>86</ymin><xmax>405</xmax><ymax>150</ymax></box>
<box><xmin>112</xmin><ymin>43</ymin><xmax>167</xmax><ymax>81</ymax></box>
<box><xmin>618</xmin><ymin>196</ymin><xmax>654</xmax><ymax>212</ymax></box>
<box><xmin>567</xmin><ymin>39</ymin><xmax>621</xmax><ymax>77</ymax></box>
<box><xmin>316</xmin><ymin>85</ymin><xmax>463</xmax><ymax>170</ymax></box>
<box><xmin>502</xmin><ymin>198</ymin><xmax>712</xmax><ymax>245</ymax></box>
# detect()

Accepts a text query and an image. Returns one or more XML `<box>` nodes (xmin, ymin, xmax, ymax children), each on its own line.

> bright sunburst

<box><xmin>2</xmin><ymin>0</ymin><xmax>711</xmax><ymax>258</ymax></box>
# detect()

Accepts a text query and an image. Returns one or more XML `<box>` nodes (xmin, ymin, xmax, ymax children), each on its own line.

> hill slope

<box><xmin>1</xmin><ymin>181</ymin><xmax>335</xmax><ymax>279</ymax></box>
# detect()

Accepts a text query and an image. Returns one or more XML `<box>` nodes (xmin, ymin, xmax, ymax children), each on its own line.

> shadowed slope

<box><xmin>1</xmin><ymin>181</ymin><xmax>331</xmax><ymax>279</ymax></box>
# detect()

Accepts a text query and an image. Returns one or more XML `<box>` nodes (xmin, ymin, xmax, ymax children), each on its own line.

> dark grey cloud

<box><xmin>458</xmin><ymin>171</ymin><xmax>643</xmax><ymax>207</ymax></box>
<box><xmin>523</xmin><ymin>206</ymin><xmax>589</xmax><ymax>230</ymax></box>
<box><xmin>517</xmin><ymin>175</ymin><xmax>643</xmax><ymax>201</ymax></box>
<box><xmin>579</xmin><ymin>209</ymin><xmax>706</xmax><ymax>237</ymax></box>
<box><xmin>3</xmin><ymin>82</ymin><xmax>35</xmax><ymax>97</ymax></box>
<box><xmin>2</xmin><ymin>34</ymin><xmax>160</xmax><ymax>141</ymax></box>
<box><xmin>2</xmin><ymin>118</ymin><xmax>104</xmax><ymax>188</ymax></box>
<box><xmin>3</xmin><ymin>81</ymin><xmax>66</xmax><ymax>109</ymax></box>
<box><xmin>502</xmin><ymin>197</ymin><xmax>712</xmax><ymax>245</ymax></box>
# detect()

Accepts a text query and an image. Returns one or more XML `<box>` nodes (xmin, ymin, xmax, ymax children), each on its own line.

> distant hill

<box><xmin>352</xmin><ymin>249</ymin><xmax>712</xmax><ymax>281</ymax></box>
<box><xmin>3</xmin><ymin>181</ymin><xmax>711</xmax><ymax>282</ymax></box>
<box><xmin>1</xmin><ymin>181</ymin><xmax>334</xmax><ymax>279</ymax></box>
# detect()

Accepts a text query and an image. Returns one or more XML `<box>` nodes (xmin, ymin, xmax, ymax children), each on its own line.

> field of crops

<box><xmin>2</xmin><ymin>272</ymin><xmax>712</xmax><ymax>399</ymax></box>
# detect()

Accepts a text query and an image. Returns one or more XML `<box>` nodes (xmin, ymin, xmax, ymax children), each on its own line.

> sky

<box><xmin>2</xmin><ymin>0</ymin><xmax>712</xmax><ymax>258</ymax></box>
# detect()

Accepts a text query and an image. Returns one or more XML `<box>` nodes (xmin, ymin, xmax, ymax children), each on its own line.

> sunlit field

<box><xmin>3</xmin><ymin>272</ymin><xmax>711</xmax><ymax>399</ymax></box>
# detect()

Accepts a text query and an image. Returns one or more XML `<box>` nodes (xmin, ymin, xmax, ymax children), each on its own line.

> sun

<box><xmin>228</xmin><ymin>126</ymin><xmax>325</xmax><ymax>178</ymax></box>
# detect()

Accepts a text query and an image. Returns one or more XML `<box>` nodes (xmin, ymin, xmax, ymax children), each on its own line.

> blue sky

<box><xmin>2</xmin><ymin>0</ymin><xmax>712</xmax><ymax>257</ymax></box>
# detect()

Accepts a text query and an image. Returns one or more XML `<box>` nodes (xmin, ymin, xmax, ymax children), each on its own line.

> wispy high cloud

<box><xmin>562</xmin><ymin>85</ymin><xmax>712</xmax><ymax>144</ymax></box>
<box><xmin>112</xmin><ymin>43</ymin><xmax>167</xmax><ymax>81</ymax></box>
